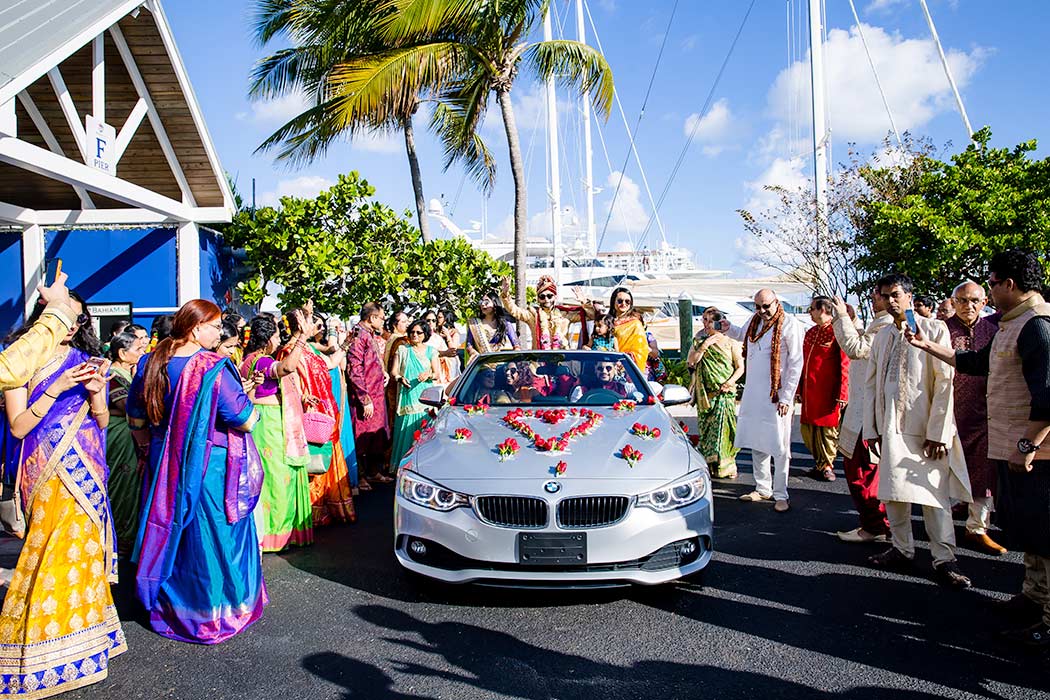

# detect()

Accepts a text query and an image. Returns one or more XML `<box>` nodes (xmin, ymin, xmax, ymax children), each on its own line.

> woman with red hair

<box><xmin>127</xmin><ymin>299</ymin><xmax>265</xmax><ymax>644</ymax></box>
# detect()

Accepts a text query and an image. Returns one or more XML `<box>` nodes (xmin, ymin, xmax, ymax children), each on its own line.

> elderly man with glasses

<box><xmin>721</xmin><ymin>289</ymin><xmax>804</xmax><ymax>513</ymax></box>
<box><xmin>500</xmin><ymin>276</ymin><xmax>588</xmax><ymax>351</ymax></box>
<box><xmin>945</xmin><ymin>281</ymin><xmax>1005</xmax><ymax>555</ymax></box>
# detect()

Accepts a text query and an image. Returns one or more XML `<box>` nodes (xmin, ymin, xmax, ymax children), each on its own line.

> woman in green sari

<box><xmin>687</xmin><ymin>308</ymin><xmax>744</xmax><ymax>479</ymax></box>
<box><xmin>390</xmin><ymin>320</ymin><xmax>441</xmax><ymax>466</ymax></box>
<box><xmin>106</xmin><ymin>329</ymin><xmax>146</xmax><ymax>556</ymax></box>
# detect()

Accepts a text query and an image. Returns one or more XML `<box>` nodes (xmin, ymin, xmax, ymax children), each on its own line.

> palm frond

<box><xmin>525</xmin><ymin>40</ymin><xmax>614</xmax><ymax>119</ymax></box>
<box><xmin>430</xmin><ymin>98</ymin><xmax>496</xmax><ymax>192</ymax></box>
<box><xmin>376</xmin><ymin>0</ymin><xmax>483</xmax><ymax>43</ymax></box>
<box><xmin>326</xmin><ymin>43</ymin><xmax>466</xmax><ymax>127</ymax></box>
<box><xmin>250</xmin><ymin>0</ymin><xmax>294</xmax><ymax>46</ymax></box>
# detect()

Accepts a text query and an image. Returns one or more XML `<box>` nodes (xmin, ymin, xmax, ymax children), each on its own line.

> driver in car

<box><xmin>570</xmin><ymin>360</ymin><xmax>639</xmax><ymax>403</ymax></box>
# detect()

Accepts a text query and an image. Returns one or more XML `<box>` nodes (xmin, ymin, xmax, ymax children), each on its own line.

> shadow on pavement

<box><xmin>299</xmin><ymin>604</ymin><xmax>964</xmax><ymax>700</ymax></box>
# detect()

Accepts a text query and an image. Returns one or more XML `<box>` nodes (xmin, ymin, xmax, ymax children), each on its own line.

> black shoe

<box><xmin>932</xmin><ymin>561</ymin><xmax>972</xmax><ymax>589</ymax></box>
<box><xmin>868</xmin><ymin>547</ymin><xmax>914</xmax><ymax>571</ymax></box>
<box><xmin>1002</xmin><ymin>621</ymin><xmax>1050</xmax><ymax>647</ymax></box>
<box><xmin>990</xmin><ymin>593</ymin><xmax>1044</xmax><ymax>626</ymax></box>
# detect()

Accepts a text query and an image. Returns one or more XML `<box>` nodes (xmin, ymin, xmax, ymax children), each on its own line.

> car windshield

<box><xmin>453</xmin><ymin>352</ymin><xmax>653</xmax><ymax>407</ymax></box>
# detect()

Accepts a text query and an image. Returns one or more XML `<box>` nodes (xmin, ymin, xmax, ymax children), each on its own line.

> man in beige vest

<box><xmin>831</xmin><ymin>285</ymin><xmax>893</xmax><ymax>543</ymax></box>
<box><xmin>864</xmin><ymin>274</ymin><xmax>972</xmax><ymax>589</ymax></box>
<box><xmin>909</xmin><ymin>249</ymin><xmax>1050</xmax><ymax>644</ymax></box>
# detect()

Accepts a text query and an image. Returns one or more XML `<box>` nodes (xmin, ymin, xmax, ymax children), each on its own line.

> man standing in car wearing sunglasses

<box><xmin>500</xmin><ymin>276</ymin><xmax>588</xmax><ymax>350</ymax></box>
<box><xmin>721</xmin><ymin>289</ymin><xmax>804</xmax><ymax>513</ymax></box>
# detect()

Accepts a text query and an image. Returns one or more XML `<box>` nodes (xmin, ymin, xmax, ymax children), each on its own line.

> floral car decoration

<box><xmin>496</xmin><ymin>438</ymin><xmax>520</xmax><ymax>461</ymax></box>
<box><xmin>620</xmin><ymin>444</ymin><xmax>644</xmax><ymax>467</ymax></box>
<box><xmin>631</xmin><ymin>423</ymin><xmax>662</xmax><ymax>440</ymax></box>
<box><xmin>452</xmin><ymin>428</ymin><xmax>473</xmax><ymax>442</ymax></box>
<box><xmin>501</xmin><ymin>407</ymin><xmax>604</xmax><ymax>454</ymax></box>
<box><xmin>612</xmin><ymin>400</ymin><xmax>637</xmax><ymax>413</ymax></box>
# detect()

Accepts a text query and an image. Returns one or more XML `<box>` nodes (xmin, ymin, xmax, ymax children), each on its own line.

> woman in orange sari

<box><xmin>607</xmin><ymin>287</ymin><xmax>652</xmax><ymax>373</ymax></box>
<box><xmin>0</xmin><ymin>294</ymin><xmax>126</xmax><ymax>698</ymax></box>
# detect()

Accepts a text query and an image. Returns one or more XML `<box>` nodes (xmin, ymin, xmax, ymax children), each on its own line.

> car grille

<box><xmin>474</xmin><ymin>496</ymin><xmax>548</xmax><ymax>528</ymax></box>
<box><xmin>556</xmin><ymin>496</ymin><xmax>630</xmax><ymax>529</ymax></box>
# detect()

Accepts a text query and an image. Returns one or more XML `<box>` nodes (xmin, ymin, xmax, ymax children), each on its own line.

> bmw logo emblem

<box><xmin>544</xmin><ymin>481</ymin><xmax>562</xmax><ymax>494</ymax></box>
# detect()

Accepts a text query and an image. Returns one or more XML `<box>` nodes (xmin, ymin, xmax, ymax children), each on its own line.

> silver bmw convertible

<box><xmin>393</xmin><ymin>350</ymin><xmax>714</xmax><ymax>586</ymax></box>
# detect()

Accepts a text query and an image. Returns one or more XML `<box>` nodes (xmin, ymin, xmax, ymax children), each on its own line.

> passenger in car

<box><xmin>569</xmin><ymin>360</ymin><xmax>638</xmax><ymax>402</ymax></box>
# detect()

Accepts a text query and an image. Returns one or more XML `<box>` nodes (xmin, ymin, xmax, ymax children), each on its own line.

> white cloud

<box><xmin>244</xmin><ymin>92</ymin><xmax>310</xmax><ymax>124</ymax></box>
<box><xmin>767</xmin><ymin>23</ymin><xmax>986</xmax><ymax>144</ymax></box>
<box><xmin>596</xmin><ymin>0</ymin><xmax>617</xmax><ymax>11</ymax></box>
<box><xmin>742</xmin><ymin>157</ymin><xmax>808</xmax><ymax>215</ymax></box>
<box><xmin>481</xmin><ymin>82</ymin><xmax>573</xmax><ymax>137</ymax></box>
<box><xmin>684</xmin><ymin>98</ymin><xmax>734</xmax><ymax>157</ymax></box>
<box><xmin>865</xmin><ymin>0</ymin><xmax>908</xmax><ymax>11</ymax></box>
<box><xmin>600</xmin><ymin>171</ymin><xmax>650</xmax><ymax>236</ymax></box>
<box><xmin>258</xmin><ymin>175</ymin><xmax>334</xmax><ymax>207</ymax></box>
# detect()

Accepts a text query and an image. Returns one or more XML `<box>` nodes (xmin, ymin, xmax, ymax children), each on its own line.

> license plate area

<box><xmin>517</xmin><ymin>532</ymin><xmax>587</xmax><ymax>565</ymax></box>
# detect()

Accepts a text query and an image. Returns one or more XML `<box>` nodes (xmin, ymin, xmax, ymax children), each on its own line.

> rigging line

<box><xmin>589</xmin><ymin>0</ymin><xmax>678</xmax><ymax>251</ymax></box>
<box><xmin>634</xmin><ymin>0</ymin><xmax>757</xmax><ymax>252</ymax></box>
<box><xmin>917</xmin><ymin>0</ymin><xmax>973</xmax><ymax>138</ymax></box>
<box><xmin>821</xmin><ymin>0</ymin><xmax>832</xmax><ymax>172</ymax></box>
<box><xmin>449</xmin><ymin>171</ymin><xmax>467</xmax><ymax>216</ymax></box>
<box><xmin>847</xmin><ymin>0</ymin><xmax>901</xmax><ymax>146</ymax></box>
<box><xmin>592</xmin><ymin>117</ymin><xmax>635</xmax><ymax>243</ymax></box>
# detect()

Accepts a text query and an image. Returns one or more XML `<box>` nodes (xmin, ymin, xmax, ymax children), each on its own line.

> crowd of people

<box><xmin>0</xmin><ymin>250</ymin><xmax>1046</xmax><ymax>696</ymax></box>
<box><xmin>685</xmin><ymin>248</ymin><xmax>1050</xmax><ymax>650</ymax></box>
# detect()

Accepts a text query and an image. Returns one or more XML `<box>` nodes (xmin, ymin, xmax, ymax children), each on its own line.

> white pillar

<box><xmin>21</xmin><ymin>224</ymin><xmax>44</xmax><ymax>318</ymax></box>
<box><xmin>0</xmin><ymin>99</ymin><xmax>15</xmax><ymax>136</ymax></box>
<box><xmin>176</xmin><ymin>220</ymin><xmax>200</xmax><ymax>304</ymax></box>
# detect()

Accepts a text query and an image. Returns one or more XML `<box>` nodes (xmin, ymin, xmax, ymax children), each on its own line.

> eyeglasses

<box><xmin>987</xmin><ymin>277</ymin><xmax>1005</xmax><ymax>288</ymax></box>
<box><xmin>425</xmin><ymin>317</ymin><xmax>437</xmax><ymax>323</ymax></box>
<box><xmin>614</xmin><ymin>298</ymin><xmax>631</xmax><ymax>306</ymax></box>
<box><xmin>506</xmin><ymin>368</ymin><xmax>520</xmax><ymax>375</ymax></box>
<box><xmin>756</xmin><ymin>302</ymin><xmax>777</xmax><ymax>311</ymax></box>
<box><xmin>538</xmin><ymin>293</ymin><xmax>555</xmax><ymax>301</ymax></box>
<box><xmin>205</xmin><ymin>322</ymin><xmax>222</xmax><ymax>331</ymax></box>
<box><xmin>596</xmin><ymin>365</ymin><xmax>615</xmax><ymax>372</ymax></box>
<box><xmin>408</xmin><ymin>330</ymin><xmax>425</xmax><ymax>336</ymax></box>
<box><xmin>74</xmin><ymin>313</ymin><xmax>89</xmax><ymax>326</ymax></box>
<box><xmin>953</xmin><ymin>296</ymin><xmax>984</xmax><ymax>306</ymax></box>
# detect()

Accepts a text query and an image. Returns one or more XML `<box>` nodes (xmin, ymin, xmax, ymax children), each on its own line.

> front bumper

<box><xmin>394</xmin><ymin>494</ymin><xmax>713</xmax><ymax>586</ymax></box>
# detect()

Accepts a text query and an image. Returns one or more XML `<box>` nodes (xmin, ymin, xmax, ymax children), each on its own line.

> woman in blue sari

<box><xmin>127</xmin><ymin>300</ymin><xmax>264</xmax><ymax>645</ymax></box>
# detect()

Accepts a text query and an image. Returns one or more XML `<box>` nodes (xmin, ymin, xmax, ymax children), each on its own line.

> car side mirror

<box><xmin>648</xmin><ymin>380</ymin><xmax>664</xmax><ymax>396</ymax></box>
<box><xmin>659</xmin><ymin>384</ymin><xmax>691</xmax><ymax>406</ymax></box>
<box><xmin>419</xmin><ymin>386</ymin><xmax>446</xmax><ymax>408</ymax></box>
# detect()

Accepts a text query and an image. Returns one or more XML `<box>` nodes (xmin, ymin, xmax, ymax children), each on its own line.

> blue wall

<box><xmin>0</xmin><ymin>226</ymin><xmax>238</xmax><ymax>333</ymax></box>
<box><xmin>0</xmin><ymin>236</ymin><xmax>23</xmax><ymax>336</ymax></box>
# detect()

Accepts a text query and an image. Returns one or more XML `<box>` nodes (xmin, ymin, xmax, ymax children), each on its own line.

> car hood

<box><xmin>407</xmin><ymin>404</ymin><xmax>696</xmax><ymax>492</ymax></box>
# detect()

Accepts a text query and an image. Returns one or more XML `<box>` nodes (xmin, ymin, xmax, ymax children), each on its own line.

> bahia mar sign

<box><xmin>85</xmin><ymin>114</ymin><xmax>116</xmax><ymax>176</ymax></box>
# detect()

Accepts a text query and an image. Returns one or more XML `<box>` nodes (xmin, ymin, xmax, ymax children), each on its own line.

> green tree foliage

<box><xmin>857</xmin><ymin>127</ymin><xmax>1050</xmax><ymax>296</ymax></box>
<box><xmin>221</xmin><ymin>172</ymin><xmax>510</xmax><ymax>317</ymax></box>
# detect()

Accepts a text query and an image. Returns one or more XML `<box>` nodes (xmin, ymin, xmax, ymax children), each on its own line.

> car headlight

<box><xmin>398</xmin><ymin>471</ymin><xmax>470</xmax><ymax>512</ymax></box>
<box><xmin>636</xmin><ymin>472</ymin><xmax>708</xmax><ymax>512</ymax></box>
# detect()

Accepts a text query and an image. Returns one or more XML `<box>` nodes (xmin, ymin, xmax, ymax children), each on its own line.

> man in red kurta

<box><xmin>798</xmin><ymin>296</ymin><xmax>849</xmax><ymax>481</ymax></box>
<box><xmin>946</xmin><ymin>281</ymin><xmax>1005</xmax><ymax>555</ymax></box>
<box><xmin>347</xmin><ymin>302</ymin><xmax>392</xmax><ymax>484</ymax></box>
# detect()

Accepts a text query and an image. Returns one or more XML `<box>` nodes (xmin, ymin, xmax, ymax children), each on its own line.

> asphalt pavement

<box><xmin>4</xmin><ymin>412</ymin><xmax>1047</xmax><ymax>699</ymax></box>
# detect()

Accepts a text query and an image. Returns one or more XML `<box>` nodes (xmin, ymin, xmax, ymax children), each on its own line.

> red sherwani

<box><xmin>946</xmin><ymin>314</ymin><xmax>998</xmax><ymax>497</ymax></box>
<box><xmin>799</xmin><ymin>322</ymin><xmax>849</xmax><ymax>426</ymax></box>
<box><xmin>347</xmin><ymin>323</ymin><xmax>390</xmax><ymax>471</ymax></box>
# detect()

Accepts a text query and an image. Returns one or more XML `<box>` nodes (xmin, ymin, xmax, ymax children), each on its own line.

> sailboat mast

<box><xmin>543</xmin><ymin>8</ymin><xmax>563</xmax><ymax>287</ymax></box>
<box><xmin>577</xmin><ymin>0</ymin><xmax>596</xmax><ymax>258</ymax></box>
<box><xmin>808</xmin><ymin>0</ymin><xmax>829</xmax><ymax>288</ymax></box>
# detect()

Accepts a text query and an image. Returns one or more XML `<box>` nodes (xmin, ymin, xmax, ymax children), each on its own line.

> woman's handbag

<box><xmin>302</xmin><ymin>409</ymin><xmax>336</xmax><ymax>445</ymax></box>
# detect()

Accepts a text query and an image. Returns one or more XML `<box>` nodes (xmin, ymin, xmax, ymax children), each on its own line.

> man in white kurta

<box><xmin>725</xmin><ymin>289</ymin><xmax>804</xmax><ymax>511</ymax></box>
<box><xmin>863</xmin><ymin>274</ymin><xmax>973</xmax><ymax>588</ymax></box>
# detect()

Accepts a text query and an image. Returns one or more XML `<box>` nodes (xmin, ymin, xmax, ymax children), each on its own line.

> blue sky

<box><xmin>166</xmin><ymin>0</ymin><xmax>1050</xmax><ymax>274</ymax></box>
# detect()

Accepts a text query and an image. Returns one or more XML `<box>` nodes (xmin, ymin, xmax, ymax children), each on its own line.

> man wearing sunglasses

<box><xmin>721</xmin><ymin>289</ymin><xmax>804</xmax><ymax>513</ymax></box>
<box><xmin>909</xmin><ymin>250</ymin><xmax>1050</xmax><ymax>628</ymax></box>
<box><xmin>500</xmin><ymin>275</ymin><xmax>588</xmax><ymax>350</ymax></box>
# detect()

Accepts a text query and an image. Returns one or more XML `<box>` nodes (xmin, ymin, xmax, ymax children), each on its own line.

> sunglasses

<box><xmin>480</xmin><ymin>371</ymin><xmax>496</xmax><ymax>378</ymax></box>
<box><xmin>425</xmin><ymin>317</ymin><xmax>437</xmax><ymax>323</ymax></box>
<box><xmin>538</xmin><ymin>293</ymin><xmax>555</xmax><ymax>300</ymax></box>
<box><xmin>756</xmin><ymin>302</ymin><xmax>777</xmax><ymax>311</ymax></box>
<box><xmin>409</xmin><ymin>330</ymin><xmax>425</xmax><ymax>336</ymax></box>
<box><xmin>507</xmin><ymin>368</ymin><xmax>520</xmax><ymax>374</ymax></box>
<box><xmin>615</xmin><ymin>298</ymin><xmax>631</xmax><ymax>305</ymax></box>
<box><xmin>74</xmin><ymin>313</ymin><xmax>89</xmax><ymax>326</ymax></box>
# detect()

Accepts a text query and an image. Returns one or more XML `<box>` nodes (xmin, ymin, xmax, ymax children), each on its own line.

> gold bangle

<box><xmin>90</xmin><ymin>407</ymin><xmax>108</xmax><ymax>416</ymax></box>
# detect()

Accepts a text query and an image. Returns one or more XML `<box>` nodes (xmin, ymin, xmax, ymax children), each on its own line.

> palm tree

<box><xmin>250</xmin><ymin>0</ymin><xmax>489</xmax><ymax>243</ymax></box>
<box><xmin>326</xmin><ymin>0</ymin><xmax>614</xmax><ymax>305</ymax></box>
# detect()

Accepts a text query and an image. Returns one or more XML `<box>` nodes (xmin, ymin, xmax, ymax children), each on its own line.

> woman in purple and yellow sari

<box><xmin>127</xmin><ymin>300</ymin><xmax>264</xmax><ymax>645</ymax></box>
<box><xmin>0</xmin><ymin>293</ymin><xmax>126</xmax><ymax>698</ymax></box>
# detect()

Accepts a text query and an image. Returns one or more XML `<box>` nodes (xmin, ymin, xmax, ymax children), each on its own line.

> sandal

<box><xmin>819</xmin><ymin>467</ymin><xmax>837</xmax><ymax>482</ymax></box>
<box><xmin>358</xmin><ymin>479</ymin><xmax>373</xmax><ymax>492</ymax></box>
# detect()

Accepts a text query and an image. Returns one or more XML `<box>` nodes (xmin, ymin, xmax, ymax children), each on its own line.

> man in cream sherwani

<box><xmin>723</xmin><ymin>289</ymin><xmax>804</xmax><ymax>512</ymax></box>
<box><xmin>864</xmin><ymin>274</ymin><xmax>973</xmax><ymax>588</ymax></box>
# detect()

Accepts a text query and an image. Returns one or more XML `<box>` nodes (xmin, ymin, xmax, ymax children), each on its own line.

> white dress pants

<box><xmin>885</xmin><ymin>500</ymin><xmax>957</xmax><ymax>565</ymax></box>
<box><xmin>751</xmin><ymin>448</ymin><xmax>790</xmax><ymax>501</ymax></box>
<box><xmin>965</xmin><ymin>495</ymin><xmax>994</xmax><ymax>535</ymax></box>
